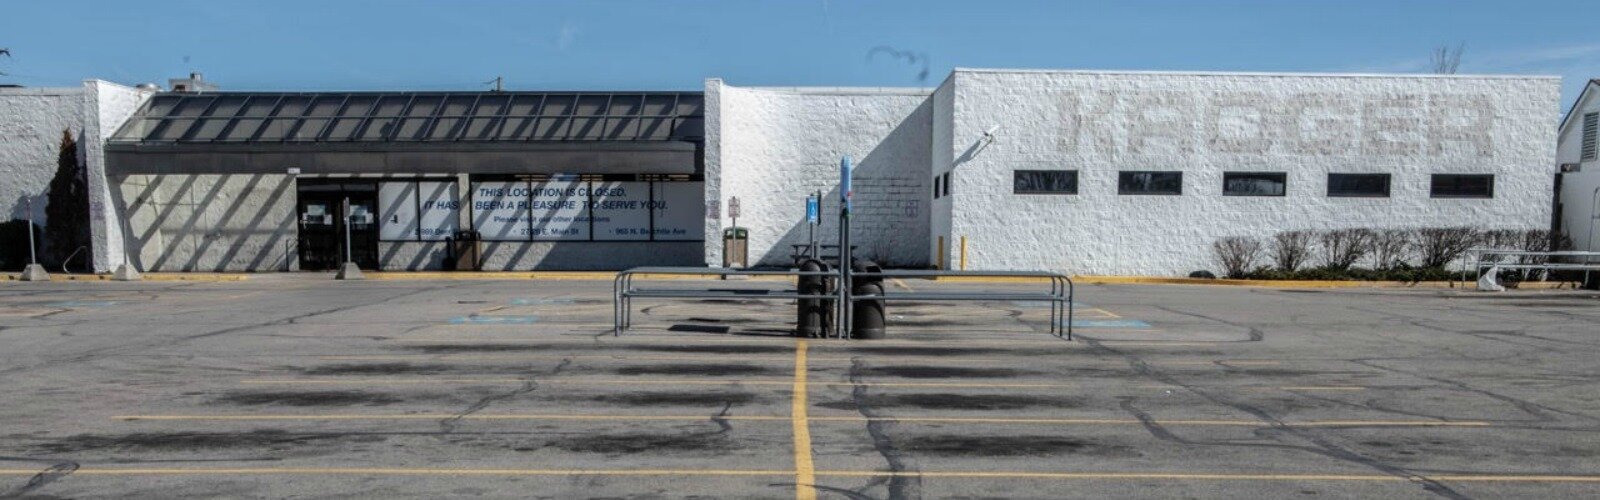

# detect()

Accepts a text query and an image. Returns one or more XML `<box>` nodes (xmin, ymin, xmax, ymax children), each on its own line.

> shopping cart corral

<box><xmin>612</xmin><ymin>265</ymin><xmax>1073</xmax><ymax>340</ymax></box>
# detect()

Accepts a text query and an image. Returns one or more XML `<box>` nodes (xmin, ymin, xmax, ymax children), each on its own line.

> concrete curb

<box><xmin>2</xmin><ymin>273</ymin><xmax>249</xmax><ymax>282</ymax></box>
<box><xmin>366</xmin><ymin>271</ymin><xmax>792</xmax><ymax>281</ymax></box>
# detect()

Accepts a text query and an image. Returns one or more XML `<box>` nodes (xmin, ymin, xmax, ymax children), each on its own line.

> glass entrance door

<box><xmin>297</xmin><ymin>180</ymin><xmax>379</xmax><ymax>271</ymax></box>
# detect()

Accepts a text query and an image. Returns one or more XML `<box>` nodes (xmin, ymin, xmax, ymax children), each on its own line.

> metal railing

<box><xmin>613</xmin><ymin>266</ymin><xmax>1073</xmax><ymax>340</ymax></box>
<box><xmin>1462</xmin><ymin>248</ymin><xmax>1600</xmax><ymax>287</ymax></box>
<box><xmin>849</xmin><ymin>270</ymin><xmax>1074</xmax><ymax>340</ymax></box>
<box><xmin>612</xmin><ymin>267</ymin><xmax>836</xmax><ymax>336</ymax></box>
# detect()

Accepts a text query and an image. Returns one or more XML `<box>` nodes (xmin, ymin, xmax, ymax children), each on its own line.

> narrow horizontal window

<box><xmin>1118</xmin><ymin>171</ymin><xmax>1182</xmax><ymax>195</ymax></box>
<box><xmin>1430</xmin><ymin>174</ymin><xmax>1493</xmax><ymax>198</ymax></box>
<box><xmin>1327</xmin><ymin>173</ymin><xmax>1391</xmax><ymax>198</ymax></box>
<box><xmin>1223</xmin><ymin>172</ymin><xmax>1287</xmax><ymax>197</ymax></box>
<box><xmin>1014</xmin><ymin>170</ymin><xmax>1078</xmax><ymax>195</ymax></box>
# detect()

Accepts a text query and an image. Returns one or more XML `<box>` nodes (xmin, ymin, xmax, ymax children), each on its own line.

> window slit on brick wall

<box><xmin>1013</xmin><ymin>170</ymin><xmax>1078</xmax><ymax>195</ymax></box>
<box><xmin>1222</xmin><ymin>172</ymin><xmax>1286</xmax><ymax>197</ymax></box>
<box><xmin>933</xmin><ymin>174</ymin><xmax>942</xmax><ymax>199</ymax></box>
<box><xmin>1118</xmin><ymin>171</ymin><xmax>1183</xmax><ymax>195</ymax></box>
<box><xmin>942</xmin><ymin>172</ymin><xmax>951</xmax><ymax>197</ymax></box>
<box><xmin>1327</xmin><ymin>173</ymin><xmax>1391</xmax><ymax>198</ymax></box>
<box><xmin>1430</xmin><ymin>174</ymin><xmax>1494</xmax><ymax>199</ymax></box>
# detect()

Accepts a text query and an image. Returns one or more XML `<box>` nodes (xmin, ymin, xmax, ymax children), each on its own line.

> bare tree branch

<box><xmin>1430</xmin><ymin>43</ymin><xmax>1464</xmax><ymax>74</ymax></box>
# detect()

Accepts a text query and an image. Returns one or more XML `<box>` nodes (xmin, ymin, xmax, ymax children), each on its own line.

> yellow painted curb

<box><xmin>931</xmin><ymin>275</ymin><xmax>1577</xmax><ymax>290</ymax></box>
<box><xmin>2</xmin><ymin>273</ymin><xmax>249</xmax><ymax>282</ymax></box>
<box><xmin>366</xmin><ymin>271</ymin><xmax>792</xmax><ymax>282</ymax></box>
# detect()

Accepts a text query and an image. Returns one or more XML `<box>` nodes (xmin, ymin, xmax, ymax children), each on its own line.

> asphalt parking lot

<box><xmin>1</xmin><ymin>275</ymin><xmax>1598</xmax><ymax>499</ymax></box>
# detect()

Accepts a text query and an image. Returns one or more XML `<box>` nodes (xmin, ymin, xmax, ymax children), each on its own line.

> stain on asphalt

<box><xmin>541</xmin><ymin>433</ymin><xmax>727</xmax><ymax>454</ymax></box>
<box><xmin>28</xmin><ymin>430</ymin><xmax>384</xmax><ymax>454</ymax></box>
<box><xmin>402</xmin><ymin>344</ymin><xmax>544</xmax><ymax>353</ymax></box>
<box><xmin>213</xmin><ymin>391</ymin><xmax>405</xmax><ymax>406</ymax></box>
<box><xmin>580</xmin><ymin>392</ymin><xmax>761</xmax><ymax>406</ymax></box>
<box><xmin>684</xmin><ymin>317</ymin><xmax>765</xmax><ymax>324</ymax></box>
<box><xmin>612</xmin><ymin>363</ymin><xmax>771</xmax><ymax>376</ymax></box>
<box><xmin>818</xmin><ymin>393</ymin><xmax>1081</xmax><ymax>411</ymax></box>
<box><xmin>301</xmin><ymin>363</ymin><xmax>454</xmax><ymax>375</ymax></box>
<box><xmin>863</xmin><ymin>365</ymin><xmax>1025</xmax><ymax>378</ymax></box>
<box><xmin>667</xmin><ymin>324</ymin><xmax>732</xmax><ymax>334</ymax></box>
<box><xmin>631</xmin><ymin>344</ymin><xmax>789</xmax><ymax>354</ymax></box>
<box><xmin>900</xmin><ymin>435</ymin><xmax>1134</xmax><ymax>457</ymax></box>
<box><xmin>839</xmin><ymin>346</ymin><xmax>1013</xmax><ymax>356</ymax></box>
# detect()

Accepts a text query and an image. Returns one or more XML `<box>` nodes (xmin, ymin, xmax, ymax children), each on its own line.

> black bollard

<box><xmin>796</xmin><ymin>259</ymin><xmax>830</xmax><ymax>337</ymax></box>
<box><xmin>851</xmin><ymin>260</ymin><xmax>886</xmax><ymax>339</ymax></box>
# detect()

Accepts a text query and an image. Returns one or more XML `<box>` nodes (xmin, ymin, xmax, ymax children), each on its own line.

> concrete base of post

<box><xmin>335</xmin><ymin>262</ymin><xmax>365</xmax><ymax>280</ymax></box>
<box><xmin>113</xmin><ymin>263</ymin><xmax>143</xmax><ymax>281</ymax></box>
<box><xmin>20</xmin><ymin>264</ymin><xmax>50</xmax><ymax>282</ymax></box>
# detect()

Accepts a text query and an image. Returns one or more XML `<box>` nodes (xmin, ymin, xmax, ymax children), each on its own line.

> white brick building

<box><xmin>0</xmin><ymin>81</ymin><xmax>154</xmax><ymax>271</ymax></box>
<box><xmin>709</xmin><ymin>69</ymin><xmax>1560</xmax><ymax>275</ymax></box>
<box><xmin>0</xmin><ymin>69</ymin><xmax>1563</xmax><ymax>275</ymax></box>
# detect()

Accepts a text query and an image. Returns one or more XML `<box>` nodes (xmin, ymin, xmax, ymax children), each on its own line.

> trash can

<box><xmin>796</xmin><ymin>258</ymin><xmax>831</xmax><ymax>338</ymax></box>
<box><xmin>448</xmin><ymin>230</ymin><xmax>481</xmax><ymax>271</ymax></box>
<box><xmin>722</xmin><ymin>227</ymin><xmax>748</xmax><ymax>268</ymax></box>
<box><xmin>850</xmin><ymin>259</ymin><xmax>886</xmax><ymax>339</ymax></box>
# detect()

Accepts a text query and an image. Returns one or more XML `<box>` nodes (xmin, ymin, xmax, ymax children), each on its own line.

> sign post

<box><xmin>838</xmin><ymin>156</ymin><xmax>853</xmax><ymax>338</ymax></box>
<box><xmin>335</xmin><ymin>197</ymin><xmax>365</xmax><ymax>280</ymax></box>
<box><xmin>19</xmin><ymin>198</ymin><xmax>49</xmax><ymax>281</ymax></box>
<box><xmin>805</xmin><ymin>192</ymin><xmax>819</xmax><ymax>258</ymax></box>
<box><xmin>729</xmin><ymin>196</ymin><xmax>741</xmax><ymax>231</ymax></box>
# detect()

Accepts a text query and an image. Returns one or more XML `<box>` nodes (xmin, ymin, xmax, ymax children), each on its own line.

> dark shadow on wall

<box><xmin>113</xmin><ymin>174</ymin><xmax>297</xmax><ymax>272</ymax></box>
<box><xmin>758</xmin><ymin>97</ymin><xmax>933</xmax><ymax>268</ymax></box>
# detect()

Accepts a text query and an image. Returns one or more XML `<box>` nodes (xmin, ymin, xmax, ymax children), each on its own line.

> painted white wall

<box><xmin>940</xmin><ymin>69</ymin><xmax>1559</xmax><ymax>275</ymax></box>
<box><xmin>83</xmin><ymin>80</ymin><xmax>155</xmax><ymax>272</ymax></box>
<box><xmin>0</xmin><ymin>86</ymin><xmax>84</xmax><ymax>229</ymax></box>
<box><xmin>706</xmin><ymin>81</ymin><xmax>932</xmax><ymax>267</ymax></box>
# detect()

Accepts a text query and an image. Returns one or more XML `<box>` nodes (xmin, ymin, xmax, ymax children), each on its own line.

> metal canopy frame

<box><xmin>110</xmin><ymin>91</ymin><xmax>705</xmax><ymax>145</ymax></box>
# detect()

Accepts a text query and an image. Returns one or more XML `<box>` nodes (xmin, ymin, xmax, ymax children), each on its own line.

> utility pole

<box><xmin>486</xmin><ymin>76</ymin><xmax>504</xmax><ymax>92</ymax></box>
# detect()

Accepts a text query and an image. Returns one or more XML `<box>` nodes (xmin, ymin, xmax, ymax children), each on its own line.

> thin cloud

<box><xmin>555</xmin><ymin>22</ymin><xmax>579</xmax><ymax>51</ymax></box>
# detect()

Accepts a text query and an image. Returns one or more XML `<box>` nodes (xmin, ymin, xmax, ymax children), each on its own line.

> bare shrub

<box><xmin>1477</xmin><ymin>229</ymin><xmax>1522</xmax><ymax>264</ymax></box>
<box><xmin>1212</xmin><ymin>236</ymin><xmax>1263</xmax><ymax>279</ymax></box>
<box><xmin>1370</xmin><ymin>229</ymin><xmax>1412</xmax><ymax>269</ymax></box>
<box><xmin>1319</xmin><ymin>229</ymin><xmax>1373</xmax><ymax>270</ymax></box>
<box><xmin>1414</xmin><ymin>227</ymin><xmax>1479</xmax><ymax>268</ymax></box>
<box><xmin>1271</xmin><ymin>231</ymin><xmax>1314</xmax><ymax>272</ymax></box>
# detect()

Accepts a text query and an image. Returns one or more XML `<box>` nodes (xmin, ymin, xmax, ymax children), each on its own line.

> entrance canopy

<box><xmin>106</xmin><ymin>91</ymin><xmax>704</xmax><ymax>175</ymax></box>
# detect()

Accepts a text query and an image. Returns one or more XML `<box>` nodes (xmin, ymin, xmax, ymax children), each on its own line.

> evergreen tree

<box><xmin>45</xmin><ymin>129</ymin><xmax>91</xmax><ymax>270</ymax></box>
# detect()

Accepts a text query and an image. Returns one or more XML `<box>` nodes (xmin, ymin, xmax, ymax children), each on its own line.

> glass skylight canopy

<box><xmin>110</xmin><ymin>91</ymin><xmax>705</xmax><ymax>144</ymax></box>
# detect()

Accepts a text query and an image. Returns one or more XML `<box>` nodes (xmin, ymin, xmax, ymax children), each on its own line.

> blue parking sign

<box><xmin>806</xmin><ymin>195</ymin><xmax>819</xmax><ymax>224</ymax></box>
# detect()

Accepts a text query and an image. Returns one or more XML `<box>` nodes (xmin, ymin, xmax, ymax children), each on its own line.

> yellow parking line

<box><xmin>0</xmin><ymin>468</ymin><xmax>788</xmax><ymax>477</ymax></box>
<box><xmin>318</xmin><ymin>354</ymin><xmax>798</xmax><ymax>363</ymax></box>
<box><xmin>791</xmin><ymin>340</ymin><xmax>816</xmax><ymax>500</ymax></box>
<box><xmin>815</xmin><ymin>471</ymin><xmax>1600</xmax><ymax>482</ymax></box>
<box><xmin>0</xmin><ymin>468</ymin><xmax>1590</xmax><ymax>483</ymax></box>
<box><xmin>314</xmin><ymin>354</ymin><xmax>1273</xmax><ymax>367</ymax></box>
<box><xmin>111</xmin><ymin>414</ymin><xmax>1492</xmax><ymax>428</ymax></box>
<box><xmin>236</xmin><ymin>378</ymin><xmax>1079</xmax><ymax>389</ymax></box>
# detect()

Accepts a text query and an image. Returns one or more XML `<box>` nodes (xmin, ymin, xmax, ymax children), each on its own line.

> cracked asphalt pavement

<box><xmin>0</xmin><ymin>275</ymin><xmax>1597</xmax><ymax>499</ymax></box>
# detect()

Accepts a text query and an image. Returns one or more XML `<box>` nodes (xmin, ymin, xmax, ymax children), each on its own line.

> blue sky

<box><xmin>2</xmin><ymin>0</ymin><xmax>1595</xmax><ymax>110</ymax></box>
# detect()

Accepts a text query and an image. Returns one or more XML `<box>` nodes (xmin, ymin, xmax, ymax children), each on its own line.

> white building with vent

<box><xmin>1556</xmin><ymin>79</ymin><xmax>1600</xmax><ymax>252</ymax></box>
